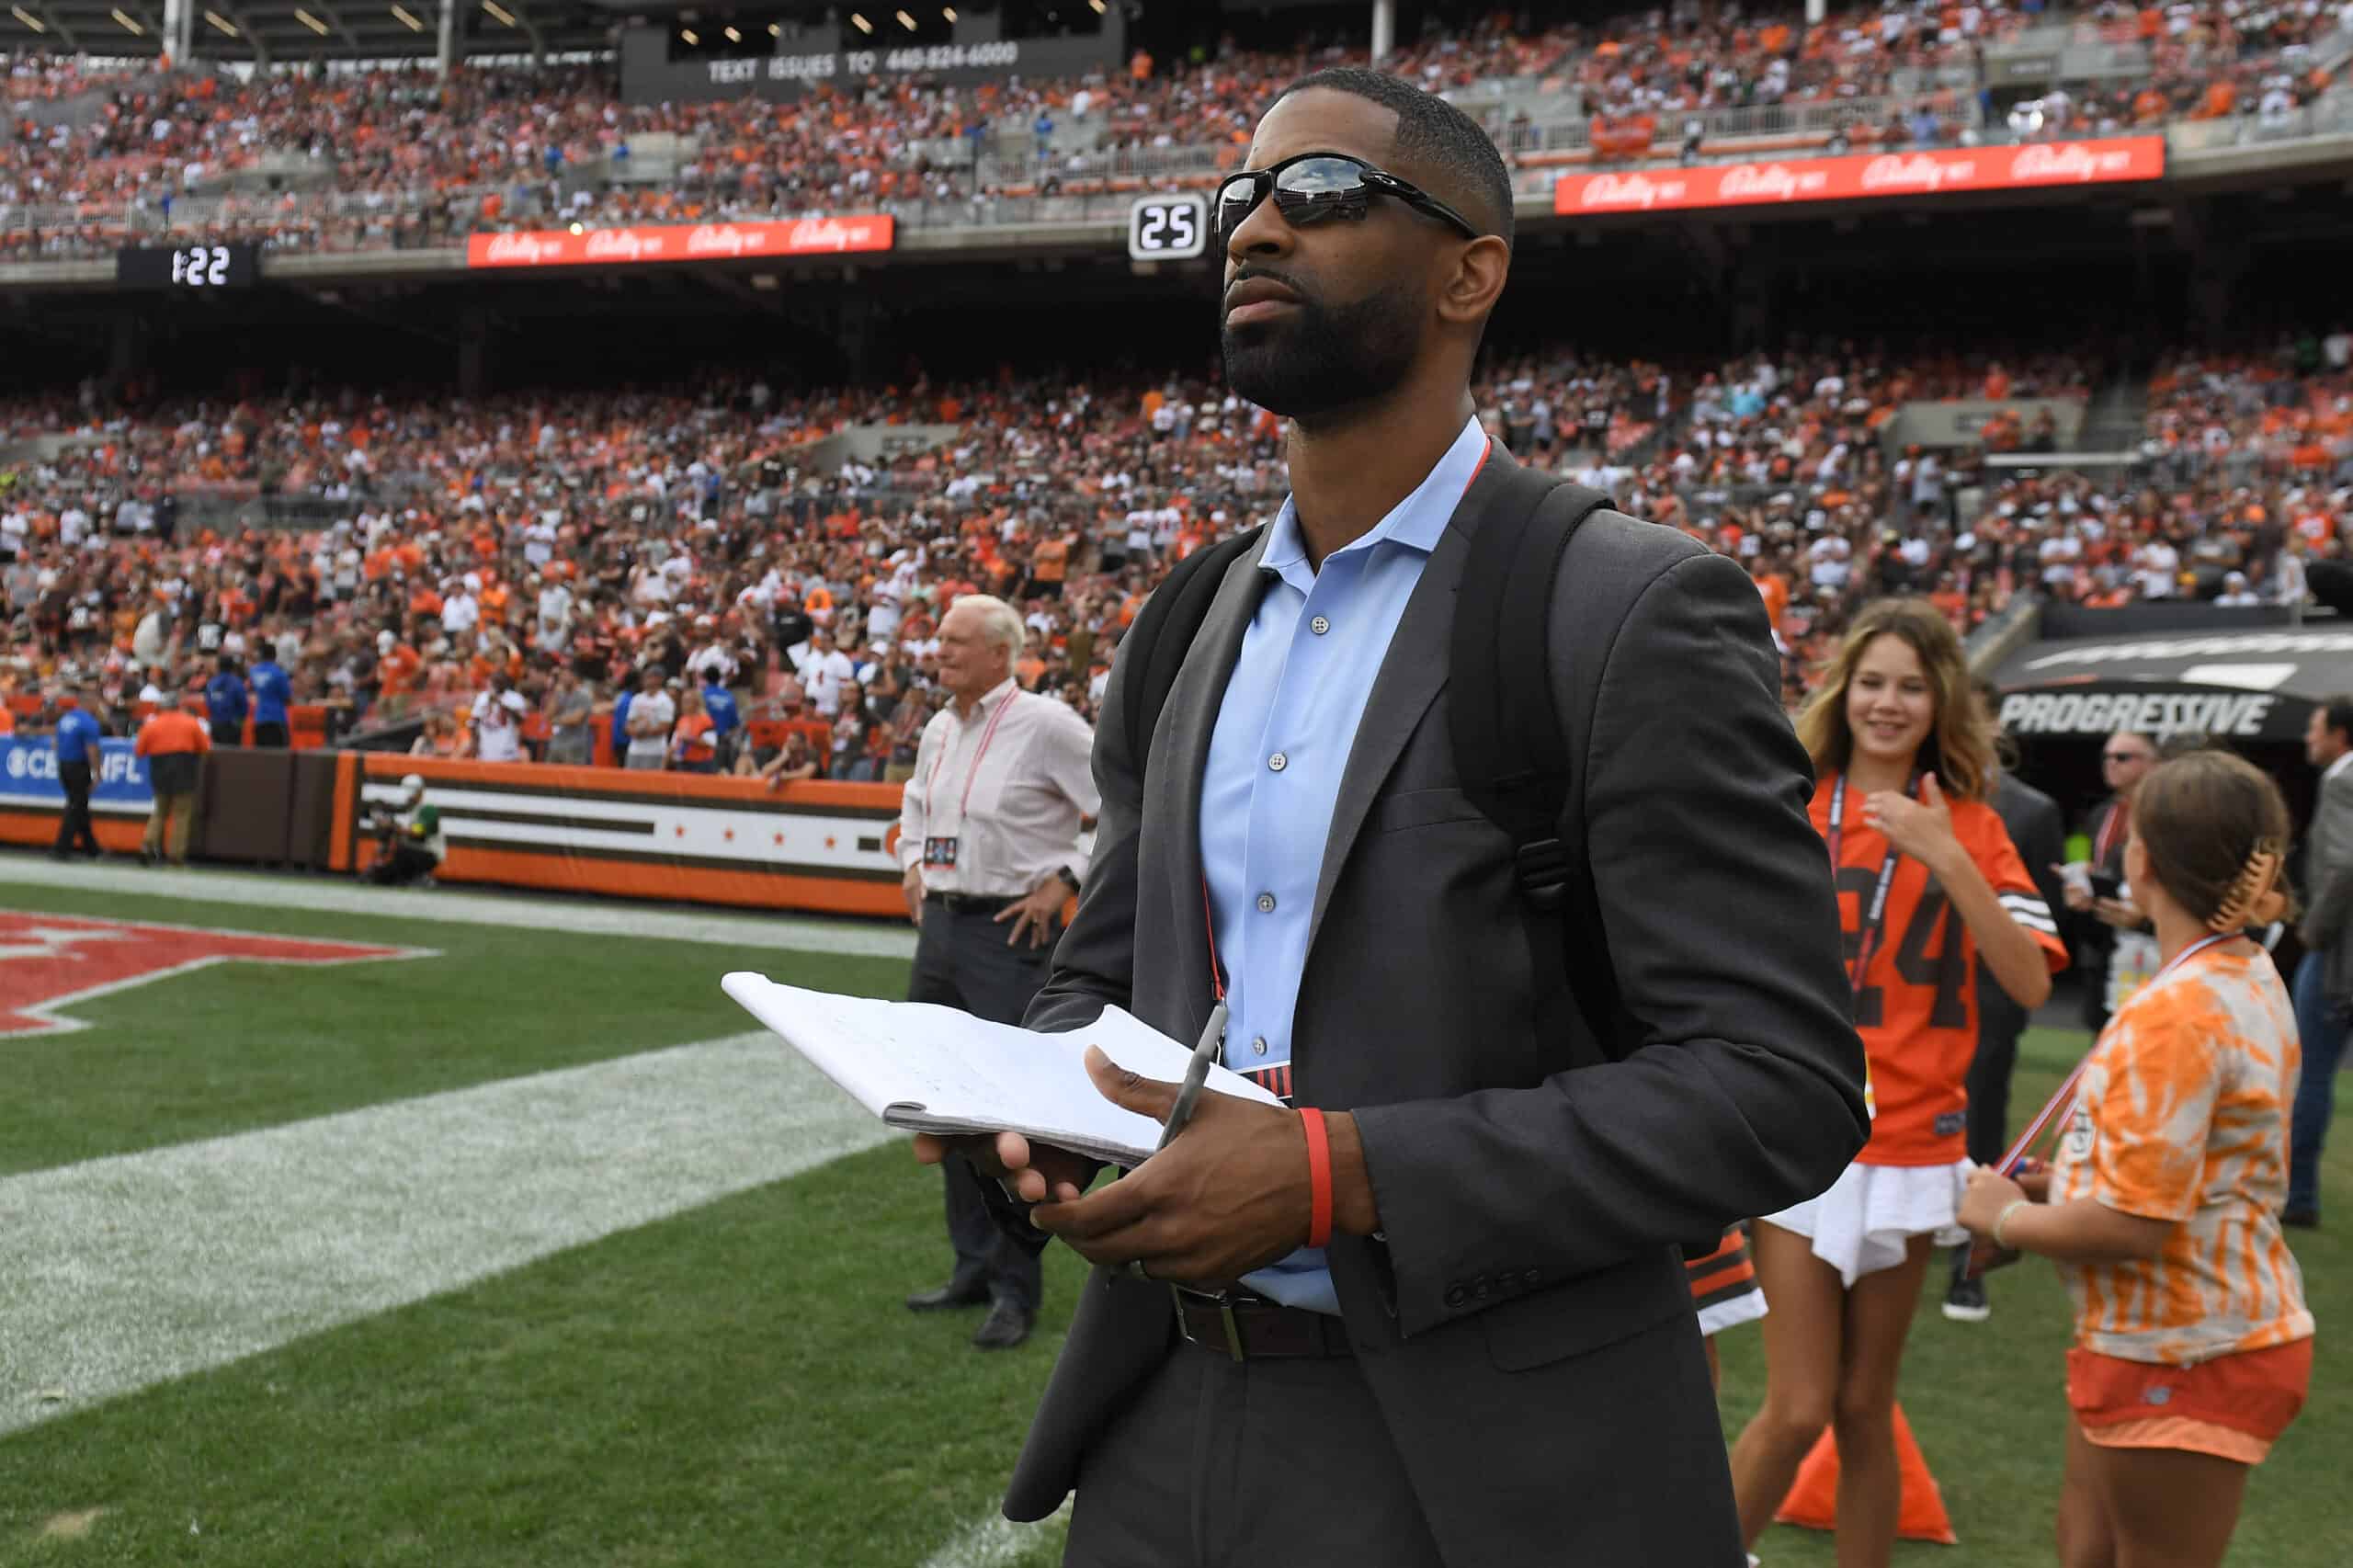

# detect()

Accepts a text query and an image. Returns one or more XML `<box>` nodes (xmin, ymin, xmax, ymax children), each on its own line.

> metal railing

<box><xmin>2168</xmin><ymin>90</ymin><xmax>2353</xmax><ymax>150</ymax></box>
<box><xmin>976</xmin><ymin>139</ymin><xmax>1226</xmax><ymax>188</ymax></box>
<box><xmin>3</xmin><ymin>76</ymin><xmax>121</xmax><ymax>131</ymax></box>
<box><xmin>171</xmin><ymin>491</ymin><xmax>373</xmax><ymax>531</ymax></box>
<box><xmin>1505</xmin><ymin>91</ymin><xmax>1975</xmax><ymax>160</ymax></box>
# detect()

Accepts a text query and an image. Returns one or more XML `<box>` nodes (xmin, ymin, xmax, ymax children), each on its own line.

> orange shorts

<box><xmin>2067</xmin><ymin>1339</ymin><xmax>2313</xmax><ymax>1465</ymax></box>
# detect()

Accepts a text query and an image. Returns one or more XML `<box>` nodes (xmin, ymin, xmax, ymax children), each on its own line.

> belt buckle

<box><xmin>1171</xmin><ymin>1285</ymin><xmax>1246</xmax><ymax>1363</ymax></box>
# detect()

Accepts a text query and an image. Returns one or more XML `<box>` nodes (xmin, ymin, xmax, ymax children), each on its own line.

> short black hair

<box><xmin>2322</xmin><ymin>694</ymin><xmax>2353</xmax><ymax>741</ymax></box>
<box><xmin>1276</xmin><ymin>65</ymin><xmax>1515</xmax><ymax>251</ymax></box>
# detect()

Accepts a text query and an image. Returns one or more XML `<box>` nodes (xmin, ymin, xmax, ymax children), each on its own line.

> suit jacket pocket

<box><xmin>1370</xmin><ymin>786</ymin><xmax>1490</xmax><ymax>835</ymax></box>
<box><xmin>1477</xmin><ymin>1247</ymin><xmax>1689</xmax><ymax>1372</ymax></box>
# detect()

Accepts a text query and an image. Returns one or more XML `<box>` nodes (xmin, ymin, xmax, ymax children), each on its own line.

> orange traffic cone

<box><xmin>1771</xmin><ymin>1402</ymin><xmax>1958</xmax><ymax>1546</ymax></box>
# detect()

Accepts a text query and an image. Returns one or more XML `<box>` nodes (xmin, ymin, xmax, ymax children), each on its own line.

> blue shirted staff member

<box><xmin>250</xmin><ymin>654</ymin><xmax>294</xmax><ymax>748</ymax></box>
<box><xmin>50</xmin><ymin>684</ymin><xmax>104</xmax><ymax>860</ymax></box>
<box><xmin>608</xmin><ymin>682</ymin><xmax>635</xmax><ymax>768</ymax></box>
<box><xmin>700</xmin><ymin>672</ymin><xmax>742</xmax><ymax>772</ymax></box>
<box><xmin>204</xmin><ymin>657</ymin><xmax>249</xmax><ymax>746</ymax></box>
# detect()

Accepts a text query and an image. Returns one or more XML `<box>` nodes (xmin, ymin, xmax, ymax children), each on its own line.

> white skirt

<box><xmin>1757</xmin><ymin>1159</ymin><xmax>1972</xmax><ymax>1288</ymax></box>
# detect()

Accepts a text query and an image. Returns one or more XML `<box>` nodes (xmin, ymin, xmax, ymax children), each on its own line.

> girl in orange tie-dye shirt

<box><xmin>1961</xmin><ymin>750</ymin><xmax>2313</xmax><ymax>1568</ymax></box>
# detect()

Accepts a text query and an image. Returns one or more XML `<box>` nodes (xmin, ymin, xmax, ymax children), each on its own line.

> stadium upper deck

<box><xmin>4</xmin><ymin>0</ymin><xmax>2349</xmax><ymax>266</ymax></box>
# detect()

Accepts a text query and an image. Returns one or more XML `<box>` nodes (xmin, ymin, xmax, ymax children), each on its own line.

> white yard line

<box><xmin>0</xmin><ymin>1031</ymin><xmax>891</xmax><ymax>1437</ymax></box>
<box><xmin>0</xmin><ymin>852</ymin><xmax>917</xmax><ymax>960</ymax></box>
<box><xmin>917</xmin><ymin>1504</ymin><xmax>1073</xmax><ymax>1568</ymax></box>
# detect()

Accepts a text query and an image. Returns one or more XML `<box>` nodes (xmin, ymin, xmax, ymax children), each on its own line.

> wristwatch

<box><xmin>1054</xmin><ymin>865</ymin><xmax>1081</xmax><ymax>893</ymax></box>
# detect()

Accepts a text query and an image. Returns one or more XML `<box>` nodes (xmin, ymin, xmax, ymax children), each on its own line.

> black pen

<box><xmin>1154</xmin><ymin>999</ymin><xmax>1230</xmax><ymax>1153</ymax></box>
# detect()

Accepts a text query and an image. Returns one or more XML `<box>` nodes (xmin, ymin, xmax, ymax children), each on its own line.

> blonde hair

<box><xmin>1795</xmin><ymin>598</ymin><xmax>1994</xmax><ymax>802</ymax></box>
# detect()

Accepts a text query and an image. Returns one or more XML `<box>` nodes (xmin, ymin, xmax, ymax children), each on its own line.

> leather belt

<box><xmin>1172</xmin><ymin>1285</ymin><xmax>1354</xmax><ymax>1361</ymax></box>
<box><xmin>925</xmin><ymin>891</ymin><xmax>1018</xmax><ymax>915</ymax></box>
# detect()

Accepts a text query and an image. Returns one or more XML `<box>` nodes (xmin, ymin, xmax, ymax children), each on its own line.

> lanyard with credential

<box><xmin>1153</xmin><ymin>880</ymin><xmax>1232</xmax><ymax>1155</ymax></box>
<box><xmin>925</xmin><ymin>689</ymin><xmax>1019</xmax><ymax>840</ymax></box>
<box><xmin>1825</xmin><ymin>768</ymin><xmax>1923</xmax><ymax>996</ymax></box>
<box><xmin>1995</xmin><ymin>929</ymin><xmax>2238</xmax><ymax>1176</ymax></box>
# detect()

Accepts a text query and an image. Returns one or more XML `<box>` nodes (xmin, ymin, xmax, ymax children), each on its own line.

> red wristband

<box><xmin>1299</xmin><ymin>1107</ymin><xmax>1333</xmax><ymax>1249</ymax></box>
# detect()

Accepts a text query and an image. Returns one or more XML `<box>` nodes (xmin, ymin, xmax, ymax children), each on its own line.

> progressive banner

<box><xmin>1995</xmin><ymin>686</ymin><xmax>2297</xmax><ymax>744</ymax></box>
<box><xmin>466</xmin><ymin>215</ymin><xmax>895</xmax><ymax>270</ymax></box>
<box><xmin>1553</xmin><ymin>136</ymin><xmax>2164</xmax><ymax>217</ymax></box>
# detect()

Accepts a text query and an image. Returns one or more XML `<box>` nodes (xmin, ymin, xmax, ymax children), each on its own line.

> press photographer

<box><xmin>365</xmin><ymin>774</ymin><xmax>445</xmax><ymax>888</ymax></box>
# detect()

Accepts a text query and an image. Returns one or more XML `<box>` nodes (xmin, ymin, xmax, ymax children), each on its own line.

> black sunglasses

<box><xmin>1214</xmin><ymin>152</ymin><xmax>1483</xmax><ymax>242</ymax></box>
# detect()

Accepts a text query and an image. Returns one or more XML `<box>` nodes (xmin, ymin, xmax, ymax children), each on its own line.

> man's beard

<box><xmin>1220</xmin><ymin>277</ymin><xmax>1422</xmax><ymax>425</ymax></box>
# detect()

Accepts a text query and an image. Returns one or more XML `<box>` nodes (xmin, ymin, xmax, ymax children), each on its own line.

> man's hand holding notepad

<box><xmin>721</xmin><ymin>972</ymin><xmax>1281</xmax><ymax>1169</ymax></box>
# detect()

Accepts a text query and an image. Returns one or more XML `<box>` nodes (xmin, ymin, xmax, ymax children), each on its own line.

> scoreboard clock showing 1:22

<box><xmin>115</xmin><ymin>243</ymin><xmax>261</xmax><ymax>289</ymax></box>
<box><xmin>1128</xmin><ymin>193</ymin><xmax>1208</xmax><ymax>262</ymax></box>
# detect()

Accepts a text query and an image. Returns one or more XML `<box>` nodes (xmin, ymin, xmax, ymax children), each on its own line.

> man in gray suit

<box><xmin>917</xmin><ymin>69</ymin><xmax>1866</xmax><ymax>1564</ymax></box>
<box><xmin>1945</xmin><ymin>677</ymin><xmax>2069</xmax><ymax>1322</ymax></box>
<box><xmin>2290</xmin><ymin>695</ymin><xmax>2353</xmax><ymax>1226</ymax></box>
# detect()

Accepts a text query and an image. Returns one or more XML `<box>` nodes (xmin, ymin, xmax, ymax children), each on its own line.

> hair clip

<box><xmin>2209</xmin><ymin>842</ymin><xmax>2284</xmax><ymax>933</ymax></box>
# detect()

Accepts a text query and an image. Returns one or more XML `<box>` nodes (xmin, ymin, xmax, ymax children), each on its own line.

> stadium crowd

<box><xmin>6</xmin><ymin>0</ymin><xmax>2346</xmax><ymax>259</ymax></box>
<box><xmin>6</xmin><ymin>328</ymin><xmax>2349</xmax><ymax>768</ymax></box>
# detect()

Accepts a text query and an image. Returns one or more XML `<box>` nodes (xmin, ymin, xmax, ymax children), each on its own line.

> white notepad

<box><xmin>722</xmin><ymin>972</ymin><xmax>1282</xmax><ymax>1167</ymax></box>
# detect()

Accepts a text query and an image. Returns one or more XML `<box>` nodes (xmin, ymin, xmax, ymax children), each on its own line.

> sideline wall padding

<box><xmin>345</xmin><ymin>756</ymin><xmax>907</xmax><ymax>917</ymax></box>
<box><xmin>1</xmin><ymin>743</ymin><xmax>913</xmax><ymax>921</ymax></box>
<box><xmin>286</xmin><ymin>751</ymin><xmax>345</xmax><ymax>870</ymax></box>
<box><xmin>196</xmin><ymin>750</ymin><xmax>298</xmax><ymax>865</ymax></box>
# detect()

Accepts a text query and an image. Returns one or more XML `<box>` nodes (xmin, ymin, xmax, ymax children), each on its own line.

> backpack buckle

<box><xmin>1515</xmin><ymin>838</ymin><xmax>1573</xmax><ymax>912</ymax></box>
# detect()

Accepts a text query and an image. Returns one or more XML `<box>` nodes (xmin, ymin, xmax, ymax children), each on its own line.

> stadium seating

<box><xmin>7</xmin><ymin>330</ymin><xmax>2348</xmax><ymax>760</ymax></box>
<box><xmin>6</xmin><ymin>0</ymin><xmax>2347</xmax><ymax>261</ymax></box>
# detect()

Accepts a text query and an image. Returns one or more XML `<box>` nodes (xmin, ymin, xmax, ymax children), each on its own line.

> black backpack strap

<box><xmin>1450</xmin><ymin>472</ymin><xmax>1622</xmax><ymax>1066</ymax></box>
<box><xmin>1121</xmin><ymin>527</ymin><xmax>1265</xmax><ymax>776</ymax></box>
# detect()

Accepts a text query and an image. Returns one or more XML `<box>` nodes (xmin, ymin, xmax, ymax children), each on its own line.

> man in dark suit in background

<box><xmin>2289</xmin><ymin>695</ymin><xmax>2353</xmax><ymax>1228</ymax></box>
<box><xmin>916</xmin><ymin>69</ymin><xmax>1866</xmax><ymax>1565</ymax></box>
<box><xmin>2064</xmin><ymin>729</ymin><xmax>2157</xmax><ymax>1033</ymax></box>
<box><xmin>1945</xmin><ymin>677</ymin><xmax>2068</xmax><ymax>1323</ymax></box>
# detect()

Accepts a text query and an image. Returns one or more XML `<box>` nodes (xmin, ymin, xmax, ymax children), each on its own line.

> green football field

<box><xmin>0</xmin><ymin>868</ymin><xmax>2345</xmax><ymax>1566</ymax></box>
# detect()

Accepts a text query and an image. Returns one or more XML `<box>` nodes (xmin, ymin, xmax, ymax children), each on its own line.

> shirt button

<box><xmin>1267</xmin><ymin>751</ymin><xmax>1288</xmax><ymax>772</ymax></box>
<box><xmin>1256</xmin><ymin>892</ymin><xmax>1276</xmax><ymax>913</ymax></box>
<box><xmin>1310</xmin><ymin>615</ymin><xmax>1330</xmax><ymax>635</ymax></box>
<box><xmin>1251</xmin><ymin>1036</ymin><xmax>1269</xmax><ymax>1056</ymax></box>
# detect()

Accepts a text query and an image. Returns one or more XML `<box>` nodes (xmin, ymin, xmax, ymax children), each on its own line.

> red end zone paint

<box><xmin>0</xmin><ymin>912</ymin><xmax>435</xmax><ymax>1037</ymax></box>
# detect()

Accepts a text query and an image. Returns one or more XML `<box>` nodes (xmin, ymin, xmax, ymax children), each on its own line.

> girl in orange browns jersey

<box><xmin>1729</xmin><ymin>599</ymin><xmax>2068</xmax><ymax>1568</ymax></box>
<box><xmin>1960</xmin><ymin>750</ymin><xmax>2311</xmax><ymax>1568</ymax></box>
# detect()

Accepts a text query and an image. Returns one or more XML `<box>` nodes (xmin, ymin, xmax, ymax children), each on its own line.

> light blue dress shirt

<box><xmin>1199</xmin><ymin>415</ymin><xmax>1490</xmax><ymax>1312</ymax></box>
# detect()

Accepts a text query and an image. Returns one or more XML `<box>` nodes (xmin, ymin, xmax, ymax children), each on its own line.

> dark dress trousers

<box><xmin>992</xmin><ymin>450</ymin><xmax>1869</xmax><ymax>1563</ymax></box>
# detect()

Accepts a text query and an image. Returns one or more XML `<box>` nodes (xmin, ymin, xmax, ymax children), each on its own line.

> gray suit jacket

<box><xmin>1009</xmin><ymin>451</ymin><xmax>1869</xmax><ymax>1562</ymax></box>
<box><xmin>2301</xmin><ymin>763</ymin><xmax>2353</xmax><ymax>997</ymax></box>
